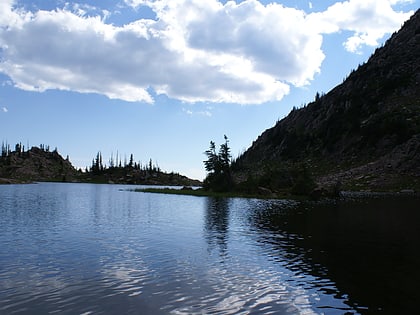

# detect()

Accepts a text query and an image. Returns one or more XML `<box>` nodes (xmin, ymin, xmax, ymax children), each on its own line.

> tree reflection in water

<box><xmin>204</xmin><ymin>197</ymin><xmax>231</xmax><ymax>260</ymax></box>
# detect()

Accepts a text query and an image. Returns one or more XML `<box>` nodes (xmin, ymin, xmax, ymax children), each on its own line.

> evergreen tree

<box><xmin>204</xmin><ymin>141</ymin><xmax>219</xmax><ymax>173</ymax></box>
<box><xmin>1</xmin><ymin>141</ymin><xmax>9</xmax><ymax>157</ymax></box>
<box><xmin>218</xmin><ymin>135</ymin><xmax>231</xmax><ymax>174</ymax></box>
<box><xmin>129</xmin><ymin>154</ymin><xmax>134</xmax><ymax>168</ymax></box>
<box><xmin>92</xmin><ymin>152</ymin><xmax>104</xmax><ymax>174</ymax></box>
<box><xmin>109</xmin><ymin>152</ymin><xmax>115</xmax><ymax>168</ymax></box>
<box><xmin>99</xmin><ymin>153</ymin><xmax>104</xmax><ymax>171</ymax></box>
<box><xmin>203</xmin><ymin>135</ymin><xmax>233</xmax><ymax>192</ymax></box>
<box><xmin>15</xmin><ymin>143</ymin><xmax>22</xmax><ymax>154</ymax></box>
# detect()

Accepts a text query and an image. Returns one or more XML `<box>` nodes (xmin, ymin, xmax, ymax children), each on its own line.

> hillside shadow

<box><xmin>249</xmin><ymin>197</ymin><xmax>420</xmax><ymax>315</ymax></box>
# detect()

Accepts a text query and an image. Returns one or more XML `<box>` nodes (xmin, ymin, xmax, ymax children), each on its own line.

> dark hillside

<box><xmin>232</xmin><ymin>10</ymin><xmax>420</xmax><ymax>192</ymax></box>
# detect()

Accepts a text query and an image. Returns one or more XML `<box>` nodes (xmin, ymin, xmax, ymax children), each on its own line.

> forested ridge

<box><xmin>229</xmin><ymin>10</ymin><xmax>420</xmax><ymax>193</ymax></box>
<box><xmin>0</xmin><ymin>142</ymin><xmax>201</xmax><ymax>186</ymax></box>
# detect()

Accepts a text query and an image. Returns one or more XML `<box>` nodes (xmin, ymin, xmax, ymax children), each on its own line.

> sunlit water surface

<box><xmin>0</xmin><ymin>183</ymin><xmax>419</xmax><ymax>314</ymax></box>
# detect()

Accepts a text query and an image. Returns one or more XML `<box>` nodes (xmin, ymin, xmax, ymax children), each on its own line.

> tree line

<box><xmin>1</xmin><ymin>141</ymin><xmax>58</xmax><ymax>158</ymax></box>
<box><xmin>1</xmin><ymin>142</ymin><xmax>161</xmax><ymax>176</ymax></box>
<box><xmin>88</xmin><ymin>151</ymin><xmax>161</xmax><ymax>175</ymax></box>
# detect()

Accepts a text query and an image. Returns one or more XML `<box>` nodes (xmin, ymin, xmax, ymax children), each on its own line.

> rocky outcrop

<box><xmin>0</xmin><ymin>146</ymin><xmax>78</xmax><ymax>182</ymax></box>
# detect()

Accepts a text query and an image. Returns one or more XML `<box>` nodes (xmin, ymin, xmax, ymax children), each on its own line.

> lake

<box><xmin>0</xmin><ymin>183</ymin><xmax>419</xmax><ymax>314</ymax></box>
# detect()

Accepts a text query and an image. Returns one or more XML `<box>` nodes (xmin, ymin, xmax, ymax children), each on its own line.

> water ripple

<box><xmin>3</xmin><ymin>183</ymin><xmax>417</xmax><ymax>314</ymax></box>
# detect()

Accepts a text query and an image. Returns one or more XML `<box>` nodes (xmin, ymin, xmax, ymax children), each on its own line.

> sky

<box><xmin>0</xmin><ymin>0</ymin><xmax>418</xmax><ymax>180</ymax></box>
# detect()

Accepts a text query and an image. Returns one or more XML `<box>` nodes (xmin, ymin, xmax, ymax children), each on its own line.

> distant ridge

<box><xmin>232</xmin><ymin>10</ymin><xmax>420</xmax><ymax>192</ymax></box>
<box><xmin>0</xmin><ymin>144</ymin><xmax>201</xmax><ymax>186</ymax></box>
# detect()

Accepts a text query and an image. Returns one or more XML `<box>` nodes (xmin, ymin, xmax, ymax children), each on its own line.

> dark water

<box><xmin>0</xmin><ymin>183</ymin><xmax>419</xmax><ymax>314</ymax></box>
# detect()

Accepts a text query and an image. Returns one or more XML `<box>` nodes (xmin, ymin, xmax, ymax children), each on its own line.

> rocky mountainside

<box><xmin>0</xmin><ymin>146</ymin><xmax>78</xmax><ymax>183</ymax></box>
<box><xmin>232</xmin><ymin>10</ymin><xmax>420</xmax><ymax>192</ymax></box>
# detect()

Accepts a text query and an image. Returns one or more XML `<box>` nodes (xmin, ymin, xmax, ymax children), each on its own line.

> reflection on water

<box><xmin>0</xmin><ymin>183</ymin><xmax>419</xmax><ymax>314</ymax></box>
<box><xmin>248</xmin><ymin>196</ymin><xmax>420</xmax><ymax>314</ymax></box>
<box><xmin>204</xmin><ymin>198</ymin><xmax>230</xmax><ymax>259</ymax></box>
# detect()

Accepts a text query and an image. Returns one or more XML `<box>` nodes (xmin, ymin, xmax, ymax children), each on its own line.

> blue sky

<box><xmin>0</xmin><ymin>0</ymin><xmax>418</xmax><ymax>180</ymax></box>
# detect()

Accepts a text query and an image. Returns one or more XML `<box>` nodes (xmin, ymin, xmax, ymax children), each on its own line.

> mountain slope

<box><xmin>232</xmin><ymin>10</ymin><xmax>420</xmax><ymax>192</ymax></box>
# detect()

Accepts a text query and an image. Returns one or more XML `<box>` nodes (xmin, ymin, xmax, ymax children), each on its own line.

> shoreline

<box><xmin>133</xmin><ymin>187</ymin><xmax>294</xmax><ymax>200</ymax></box>
<box><xmin>0</xmin><ymin>178</ymin><xmax>33</xmax><ymax>185</ymax></box>
<box><xmin>2</xmin><ymin>180</ymin><xmax>418</xmax><ymax>200</ymax></box>
<box><xmin>134</xmin><ymin>187</ymin><xmax>419</xmax><ymax>200</ymax></box>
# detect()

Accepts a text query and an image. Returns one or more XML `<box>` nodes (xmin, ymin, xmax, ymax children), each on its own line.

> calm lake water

<box><xmin>0</xmin><ymin>183</ymin><xmax>419</xmax><ymax>315</ymax></box>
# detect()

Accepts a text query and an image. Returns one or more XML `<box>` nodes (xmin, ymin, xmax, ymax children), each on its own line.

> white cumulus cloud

<box><xmin>307</xmin><ymin>0</ymin><xmax>413</xmax><ymax>53</ymax></box>
<box><xmin>2</xmin><ymin>107</ymin><xmax>8</xmax><ymax>113</ymax></box>
<box><xmin>0</xmin><ymin>0</ymin><xmax>414</xmax><ymax>104</ymax></box>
